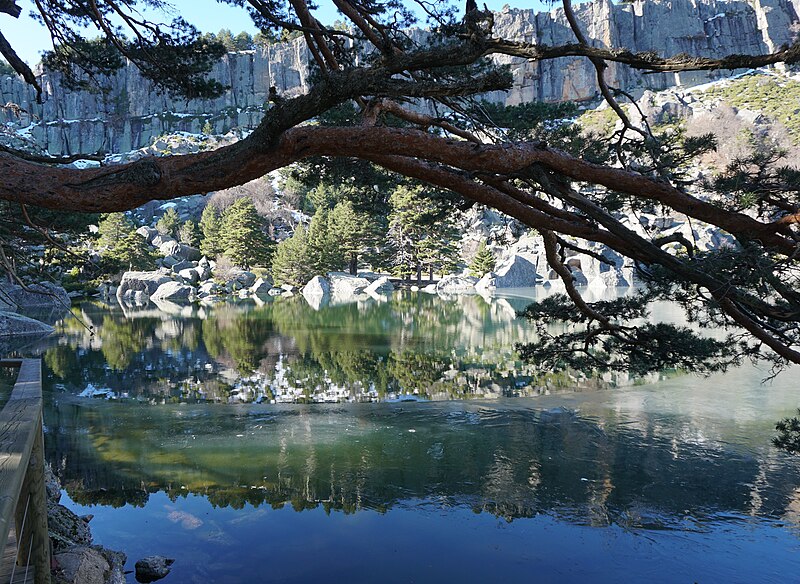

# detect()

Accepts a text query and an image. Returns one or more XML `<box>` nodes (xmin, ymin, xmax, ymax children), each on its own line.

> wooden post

<box><xmin>15</xmin><ymin>417</ymin><xmax>50</xmax><ymax>584</ymax></box>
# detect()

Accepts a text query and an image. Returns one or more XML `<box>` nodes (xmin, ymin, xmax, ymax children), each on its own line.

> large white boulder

<box><xmin>328</xmin><ymin>273</ymin><xmax>370</xmax><ymax>297</ymax></box>
<box><xmin>435</xmin><ymin>274</ymin><xmax>478</xmax><ymax>294</ymax></box>
<box><xmin>135</xmin><ymin>226</ymin><xmax>158</xmax><ymax>243</ymax></box>
<box><xmin>151</xmin><ymin>281</ymin><xmax>195</xmax><ymax>303</ymax></box>
<box><xmin>364</xmin><ymin>276</ymin><xmax>394</xmax><ymax>295</ymax></box>
<box><xmin>491</xmin><ymin>254</ymin><xmax>541</xmax><ymax>288</ymax></box>
<box><xmin>302</xmin><ymin>276</ymin><xmax>331</xmax><ymax>304</ymax></box>
<box><xmin>116</xmin><ymin>271</ymin><xmax>171</xmax><ymax>303</ymax></box>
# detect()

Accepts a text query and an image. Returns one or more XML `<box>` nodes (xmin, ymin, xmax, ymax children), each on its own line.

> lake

<box><xmin>20</xmin><ymin>290</ymin><xmax>800</xmax><ymax>582</ymax></box>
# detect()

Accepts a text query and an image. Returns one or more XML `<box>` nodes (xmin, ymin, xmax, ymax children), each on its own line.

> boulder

<box><xmin>588</xmin><ymin>270</ymin><xmax>630</xmax><ymax>289</ymax></box>
<box><xmin>135</xmin><ymin>226</ymin><xmax>158</xmax><ymax>243</ymax></box>
<box><xmin>150</xmin><ymin>234</ymin><xmax>174</xmax><ymax>248</ymax></box>
<box><xmin>267</xmin><ymin>288</ymin><xmax>283</xmax><ymax>296</ymax></box>
<box><xmin>54</xmin><ymin>546</ymin><xmax>126</xmax><ymax>584</ymax></box>
<box><xmin>161</xmin><ymin>255</ymin><xmax>181</xmax><ymax>269</ymax></box>
<box><xmin>48</xmin><ymin>502</ymin><xmax>92</xmax><ymax>551</ymax></box>
<box><xmin>236</xmin><ymin>271</ymin><xmax>257</xmax><ymax>287</ymax></box>
<box><xmin>435</xmin><ymin>275</ymin><xmax>478</xmax><ymax>295</ymax></box>
<box><xmin>197</xmin><ymin>282</ymin><xmax>220</xmax><ymax>298</ymax></box>
<box><xmin>364</xmin><ymin>276</ymin><xmax>394</xmax><ymax>295</ymax></box>
<box><xmin>280</xmin><ymin>284</ymin><xmax>296</xmax><ymax>293</ymax></box>
<box><xmin>117</xmin><ymin>271</ymin><xmax>171</xmax><ymax>301</ymax></box>
<box><xmin>158</xmin><ymin>240</ymin><xmax>181</xmax><ymax>257</ymax></box>
<box><xmin>170</xmin><ymin>259</ymin><xmax>195</xmax><ymax>274</ymax></box>
<box><xmin>251</xmin><ymin>277</ymin><xmax>273</xmax><ymax>297</ymax></box>
<box><xmin>0</xmin><ymin>311</ymin><xmax>54</xmax><ymax>338</ymax></box>
<box><xmin>150</xmin><ymin>281</ymin><xmax>195</xmax><ymax>303</ymax></box>
<box><xmin>1</xmin><ymin>281</ymin><xmax>70</xmax><ymax>310</ymax></box>
<box><xmin>134</xmin><ymin>556</ymin><xmax>175</xmax><ymax>583</ymax></box>
<box><xmin>328</xmin><ymin>273</ymin><xmax>370</xmax><ymax>297</ymax></box>
<box><xmin>302</xmin><ymin>276</ymin><xmax>330</xmax><ymax>307</ymax></box>
<box><xmin>490</xmin><ymin>254</ymin><xmax>541</xmax><ymax>288</ymax></box>
<box><xmin>178</xmin><ymin>268</ymin><xmax>199</xmax><ymax>285</ymax></box>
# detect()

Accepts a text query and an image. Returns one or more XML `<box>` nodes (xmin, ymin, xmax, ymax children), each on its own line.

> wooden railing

<box><xmin>0</xmin><ymin>359</ymin><xmax>50</xmax><ymax>584</ymax></box>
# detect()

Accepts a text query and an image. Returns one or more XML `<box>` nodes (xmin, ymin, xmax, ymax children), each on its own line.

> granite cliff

<box><xmin>1</xmin><ymin>0</ymin><xmax>798</xmax><ymax>156</ymax></box>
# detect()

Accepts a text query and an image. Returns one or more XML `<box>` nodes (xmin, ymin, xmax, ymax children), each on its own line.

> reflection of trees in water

<box><xmin>33</xmin><ymin>295</ymin><xmax>580</xmax><ymax>402</ymax></box>
<box><xmin>44</xmin><ymin>402</ymin><xmax>800</xmax><ymax>525</ymax></box>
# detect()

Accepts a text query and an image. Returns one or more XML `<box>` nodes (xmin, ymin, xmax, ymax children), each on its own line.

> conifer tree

<box><xmin>96</xmin><ymin>213</ymin><xmax>156</xmax><ymax>271</ymax></box>
<box><xmin>328</xmin><ymin>200</ymin><xmax>377</xmax><ymax>275</ymax></box>
<box><xmin>306</xmin><ymin>208</ymin><xmax>342</xmax><ymax>274</ymax></box>
<box><xmin>388</xmin><ymin>186</ymin><xmax>455</xmax><ymax>282</ymax></box>
<box><xmin>220</xmin><ymin>197</ymin><xmax>273</xmax><ymax>269</ymax></box>
<box><xmin>469</xmin><ymin>240</ymin><xmax>495</xmax><ymax>277</ymax></box>
<box><xmin>97</xmin><ymin>213</ymin><xmax>134</xmax><ymax>250</ymax></box>
<box><xmin>199</xmin><ymin>204</ymin><xmax>224</xmax><ymax>259</ymax></box>
<box><xmin>156</xmin><ymin>207</ymin><xmax>181</xmax><ymax>238</ymax></box>
<box><xmin>271</xmin><ymin>224</ymin><xmax>313</xmax><ymax>286</ymax></box>
<box><xmin>179</xmin><ymin>220</ymin><xmax>200</xmax><ymax>247</ymax></box>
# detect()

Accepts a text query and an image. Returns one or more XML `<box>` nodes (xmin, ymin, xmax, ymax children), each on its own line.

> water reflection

<box><xmin>45</xmin><ymin>395</ymin><xmax>800</xmax><ymax>528</ymax></box>
<box><xmin>32</xmin><ymin>293</ymin><xmax>632</xmax><ymax>403</ymax></box>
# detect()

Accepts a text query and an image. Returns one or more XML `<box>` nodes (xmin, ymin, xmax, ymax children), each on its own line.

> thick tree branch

<box><xmin>0</xmin><ymin>29</ymin><xmax>42</xmax><ymax>102</ymax></box>
<box><xmin>486</xmin><ymin>39</ymin><xmax>800</xmax><ymax>73</ymax></box>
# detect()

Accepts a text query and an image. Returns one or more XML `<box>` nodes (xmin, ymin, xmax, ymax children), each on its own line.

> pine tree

<box><xmin>179</xmin><ymin>220</ymin><xmax>200</xmax><ymax>247</ymax></box>
<box><xmin>106</xmin><ymin>230</ymin><xmax>158</xmax><ymax>271</ymax></box>
<box><xmin>271</xmin><ymin>224</ymin><xmax>314</xmax><ymax>286</ymax></box>
<box><xmin>96</xmin><ymin>213</ymin><xmax>134</xmax><ymax>250</ymax></box>
<box><xmin>418</xmin><ymin>220</ymin><xmax>461</xmax><ymax>280</ymax></box>
<box><xmin>328</xmin><ymin>200</ymin><xmax>377</xmax><ymax>275</ymax></box>
<box><xmin>156</xmin><ymin>207</ymin><xmax>180</xmax><ymax>237</ymax></box>
<box><xmin>220</xmin><ymin>197</ymin><xmax>273</xmax><ymax>269</ymax></box>
<box><xmin>96</xmin><ymin>213</ymin><xmax>156</xmax><ymax>271</ymax></box>
<box><xmin>388</xmin><ymin>186</ymin><xmax>457</xmax><ymax>282</ymax></box>
<box><xmin>199</xmin><ymin>204</ymin><xmax>224</xmax><ymax>259</ymax></box>
<box><xmin>306</xmin><ymin>208</ymin><xmax>343</xmax><ymax>274</ymax></box>
<box><xmin>469</xmin><ymin>240</ymin><xmax>495</xmax><ymax>277</ymax></box>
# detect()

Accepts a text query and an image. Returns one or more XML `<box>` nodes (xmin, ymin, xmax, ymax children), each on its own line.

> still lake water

<box><xmin>18</xmin><ymin>291</ymin><xmax>800</xmax><ymax>582</ymax></box>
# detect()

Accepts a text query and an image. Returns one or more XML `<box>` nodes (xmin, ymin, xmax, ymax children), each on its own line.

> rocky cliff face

<box><xmin>1</xmin><ymin>0</ymin><xmax>797</xmax><ymax>156</ymax></box>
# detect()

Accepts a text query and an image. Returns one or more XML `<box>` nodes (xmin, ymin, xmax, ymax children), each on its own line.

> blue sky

<box><xmin>2</xmin><ymin>0</ymin><xmax>552</xmax><ymax>65</ymax></box>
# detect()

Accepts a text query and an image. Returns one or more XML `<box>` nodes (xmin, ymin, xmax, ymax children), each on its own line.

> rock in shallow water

<box><xmin>135</xmin><ymin>555</ymin><xmax>175</xmax><ymax>583</ymax></box>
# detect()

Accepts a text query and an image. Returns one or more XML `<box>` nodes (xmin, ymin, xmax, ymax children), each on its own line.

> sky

<box><xmin>2</xmin><ymin>0</ymin><xmax>552</xmax><ymax>65</ymax></box>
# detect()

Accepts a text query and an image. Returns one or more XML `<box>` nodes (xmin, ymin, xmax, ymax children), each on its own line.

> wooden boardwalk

<box><xmin>0</xmin><ymin>529</ymin><xmax>34</xmax><ymax>584</ymax></box>
<box><xmin>0</xmin><ymin>360</ymin><xmax>49</xmax><ymax>584</ymax></box>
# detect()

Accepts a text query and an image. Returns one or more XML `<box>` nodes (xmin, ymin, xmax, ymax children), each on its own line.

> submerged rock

<box><xmin>135</xmin><ymin>556</ymin><xmax>175</xmax><ymax>583</ymax></box>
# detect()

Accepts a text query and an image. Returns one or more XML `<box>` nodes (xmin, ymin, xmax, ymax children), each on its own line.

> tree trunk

<box><xmin>349</xmin><ymin>254</ymin><xmax>357</xmax><ymax>276</ymax></box>
<box><xmin>429</xmin><ymin>265</ymin><xmax>434</xmax><ymax>281</ymax></box>
<box><xmin>416</xmin><ymin>261</ymin><xmax>422</xmax><ymax>284</ymax></box>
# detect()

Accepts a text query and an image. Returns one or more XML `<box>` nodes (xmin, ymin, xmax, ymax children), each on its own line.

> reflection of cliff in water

<box><xmin>29</xmin><ymin>294</ymin><xmax>632</xmax><ymax>403</ymax></box>
<box><xmin>44</xmin><ymin>399</ymin><xmax>800</xmax><ymax>526</ymax></box>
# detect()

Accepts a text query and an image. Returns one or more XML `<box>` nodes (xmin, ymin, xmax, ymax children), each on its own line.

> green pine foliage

<box><xmin>327</xmin><ymin>200</ymin><xmax>380</xmax><ymax>275</ymax></box>
<box><xmin>96</xmin><ymin>213</ymin><xmax>156</xmax><ymax>271</ymax></box>
<box><xmin>271</xmin><ymin>224</ymin><xmax>314</xmax><ymax>286</ymax></box>
<box><xmin>469</xmin><ymin>240</ymin><xmax>495</xmax><ymax>277</ymax></box>
<box><xmin>199</xmin><ymin>205</ymin><xmax>224</xmax><ymax>259</ymax></box>
<box><xmin>306</xmin><ymin>208</ymin><xmax>343</xmax><ymax>274</ymax></box>
<box><xmin>220</xmin><ymin>197</ymin><xmax>273</xmax><ymax>269</ymax></box>
<box><xmin>179</xmin><ymin>220</ymin><xmax>200</xmax><ymax>247</ymax></box>
<box><xmin>388</xmin><ymin>185</ymin><xmax>460</xmax><ymax>281</ymax></box>
<box><xmin>97</xmin><ymin>213</ymin><xmax>134</xmax><ymax>250</ymax></box>
<box><xmin>156</xmin><ymin>207</ymin><xmax>181</xmax><ymax>238</ymax></box>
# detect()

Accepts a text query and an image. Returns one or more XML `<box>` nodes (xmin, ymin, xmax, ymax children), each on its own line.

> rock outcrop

<box><xmin>2</xmin><ymin>0</ymin><xmax>796</xmax><ymax>156</ymax></box>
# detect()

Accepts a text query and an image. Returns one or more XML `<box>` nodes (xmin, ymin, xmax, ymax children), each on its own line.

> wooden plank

<box><xmin>0</xmin><ymin>528</ymin><xmax>34</xmax><ymax>584</ymax></box>
<box><xmin>0</xmin><ymin>361</ymin><xmax>43</xmax><ymax>583</ymax></box>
